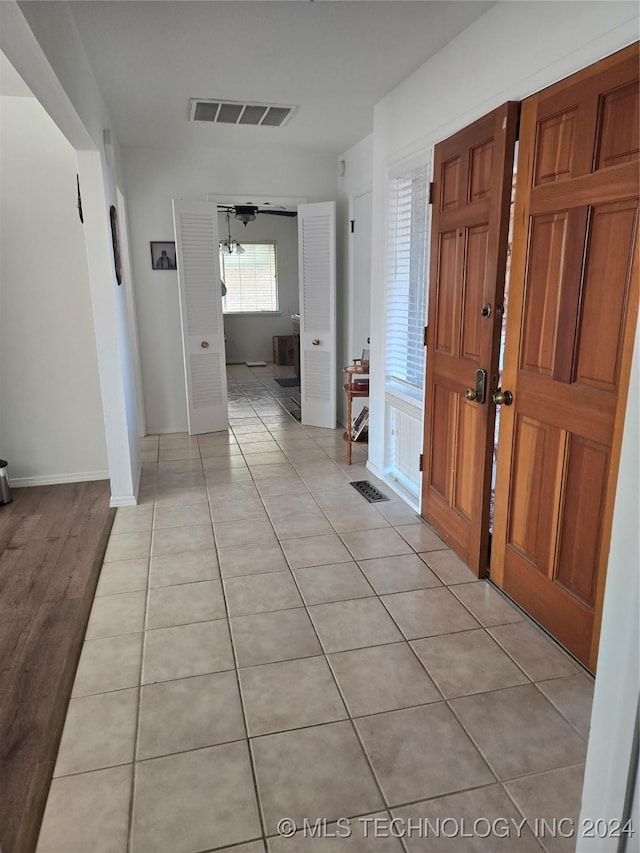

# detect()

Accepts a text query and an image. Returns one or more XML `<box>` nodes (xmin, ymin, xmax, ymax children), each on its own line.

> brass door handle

<box><xmin>312</xmin><ymin>339</ymin><xmax>320</xmax><ymax>346</ymax></box>
<box><xmin>201</xmin><ymin>341</ymin><xmax>209</xmax><ymax>349</ymax></box>
<box><xmin>465</xmin><ymin>369</ymin><xmax>487</xmax><ymax>404</ymax></box>
<box><xmin>492</xmin><ymin>389</ymin><xmax>513</xmax><ymax>406</ymax></box>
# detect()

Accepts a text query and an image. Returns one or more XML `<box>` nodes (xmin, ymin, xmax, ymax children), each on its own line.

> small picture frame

<box><xmin>151</xmin><ymin>241</ymin><xmax>176</xmax><ymax>270</ymax></box>
<box><xmin>110</xmin><ymin>205</ymin><xmax>122</xmax><ymax>285</ymax></box>
<box><xmin>361</xmin><ymin>348</ymin><xmax>370</xmax><ymax>367</ymax></box>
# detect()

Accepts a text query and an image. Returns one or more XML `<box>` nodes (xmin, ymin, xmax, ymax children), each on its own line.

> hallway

<box><xmin>37</xmin><ymin>365</ymin><xmax>593</xmax><ymax>853</ymax></box>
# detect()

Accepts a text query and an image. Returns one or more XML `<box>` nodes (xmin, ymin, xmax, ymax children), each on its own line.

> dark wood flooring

<box><xmin>0</xmin><ymin>481</ymin><xmax>115</xmax><ymax>853</ymax></box>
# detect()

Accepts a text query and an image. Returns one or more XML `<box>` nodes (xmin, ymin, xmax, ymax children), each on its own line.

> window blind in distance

<box><xmin>220</xmin><ymin>242</ymin><xmax>278</xmax><ymax>313</ymax></box>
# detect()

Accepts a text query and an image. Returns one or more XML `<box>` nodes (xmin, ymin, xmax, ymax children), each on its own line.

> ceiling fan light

<box><xmin>235</xmin><ymin>211</ymin><xmax>256</xmax><ymax>226</ymax></box>
<box><xmin>220</xmin><ymin>209</ymin><xmax>243</xmax><ymax>254</ymax></box>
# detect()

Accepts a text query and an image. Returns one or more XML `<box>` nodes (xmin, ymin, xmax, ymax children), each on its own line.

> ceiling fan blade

<box><xmin>258</xmin><ymin>209</ymin><xmax>297</xmax><ymax>217</ymax></box>
<box><xmin>216</xmin><ymin>204</ymin><xmax>297</xmax><ymax>220</ymax></box>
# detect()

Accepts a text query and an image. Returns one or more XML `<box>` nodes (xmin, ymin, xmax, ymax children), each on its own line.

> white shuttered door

<box><xmin>173</xmin><ymin>200</ymin><xmax>229</xmax><ymax>435</ymax></box>
<box><xmin>298</xmin><ymin>202</ymin><xmax>336</xmax><ymax>429</ymax></box>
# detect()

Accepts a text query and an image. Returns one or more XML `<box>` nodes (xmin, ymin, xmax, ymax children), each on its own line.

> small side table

<box><xmin>343</xmin><ymin>360</ymin><xmax>369</xmax><ymax>465</ymax></box>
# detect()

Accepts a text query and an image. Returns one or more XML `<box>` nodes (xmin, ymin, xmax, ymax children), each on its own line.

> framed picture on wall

<box><xmin>150</xmin><ymin>241</ymin><xmax>176</xmax><ymax>270</ymax></box>
<box><xmin>110</xmin><ymin>205</ymin><xmax>122</xmax><ymax>285</ymax></box>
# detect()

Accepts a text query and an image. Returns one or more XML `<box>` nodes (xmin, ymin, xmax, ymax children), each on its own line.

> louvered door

<box><xmin>298</xmin><ymin>202</ymin><xmax>336</xmax><ymax>429</ymax></box>
<box><xmin>173</xmin><ymin>200</ymin><xmax>229</xmax><ymax>435</ymax></box>
<box><xmin>491</xmin><ymin>44</ymin><xmax>639</xmax><ymax>670</ymax></box>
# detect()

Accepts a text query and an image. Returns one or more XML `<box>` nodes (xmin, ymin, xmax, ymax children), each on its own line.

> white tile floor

<box><xmin>37</xmin><ymin>364</ymin><xmax>594</xmax><ymax>853</ymax></box>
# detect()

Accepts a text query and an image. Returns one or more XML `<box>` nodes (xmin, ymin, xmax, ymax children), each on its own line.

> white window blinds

<box><xmin>385</xmin><ymin>163</ymin><xmax>430</xmax><ymax>391</ymax></box>
<box><xmin>220</xmin><ymin>242</ymin><xmax>278</xmax><ymax>313</ymax></box>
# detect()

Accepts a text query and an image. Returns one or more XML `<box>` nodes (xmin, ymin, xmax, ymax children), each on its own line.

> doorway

<box><xmin>489</xmin><ymin>146</ymin><xmax>518</xmax><ymax>538</ymax></box>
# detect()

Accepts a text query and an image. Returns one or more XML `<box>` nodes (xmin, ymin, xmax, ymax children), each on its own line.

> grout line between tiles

<box><xmin>205</xmin><ymin>453</ymin><xmax>270</xmax><ymax>848</ymax></box>
<box><xmin>52</xmin><ymin>374</ymin><xmax>592</xmax><ymax>853</ymax></box>
<box><xmin>125</xmin><ymin>510</ymin><xmax>153</xmax><ymax>853</ymax></box>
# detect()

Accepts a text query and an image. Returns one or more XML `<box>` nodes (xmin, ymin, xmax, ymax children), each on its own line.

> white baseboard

<box><xmin>110</xmin><ymin>494</ymin><xmax>138</xmax><ymax>507</ymax></box>
<box><xmin>365</xmin><ymin>459</ymin><xmax>382</xmax><ymax>478</ymax></box>
<box><xmin>110</xmin><ymin>464</ymin><xmax>141</xmax><ymax>508</ymax></box>
<box><xmin>384</xmin><ymin>476</ymin><xmax>420</xmax><ymax>512</ymax></box>
<box><xmin>366</xmin><ymin>460</ymin><xmax>420</xmax><ymax>512</ymax></box>
<box><xmin>10</xmin><ymin>470</ymin><xmax>110</xmax><ymax>488</ymax></box>
<box><xmin>146</xmin><ymin>426</ymin><xmax>189</xmax><ymax>435</ymax></box>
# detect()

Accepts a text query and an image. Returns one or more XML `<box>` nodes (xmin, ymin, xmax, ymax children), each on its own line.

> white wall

<box><xmin>578</xmin><ymin>329</ymin><xmax>639</xmax><ymax>851</ymax></box>
<box><xmin>0</xmin><ymin>95</ymin><xmax>108</xmax><ymax>484</ymax></box>
<box><xmin>122</xmin><ymin>145</ymin><xmax>338</xmax><ymax>434</ymax></box>
<box><xmin>337</xmin><ymin>134</ymin><xmax>373</xmax><ymax>426</ymax></box>
<box><xmin>1</xmin><ymin>0</ymin><xmax>142</xmax><ymax>504</ymax></box>
<box><xmin>219</xmin><ymin>212</ymin><xmax>298</xmax><ymax>365</ymax></box>
<box><xmin>366</xmin><ymin>0</ymin><xmax>639</xmax><ymax>481</ymax></box>
<box><xmin>338</xmin><ymin>135</ymin><xmax>373</xmax><ymax>203</ymax></box>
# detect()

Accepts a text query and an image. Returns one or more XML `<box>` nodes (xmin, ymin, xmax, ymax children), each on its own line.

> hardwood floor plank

<box><xmin>0</xmin><ymin>481</ymin><xmax>115</xmax><ymax>853</ymax></box>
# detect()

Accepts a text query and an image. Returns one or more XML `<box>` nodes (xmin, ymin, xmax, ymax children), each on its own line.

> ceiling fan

<box><xmin>218</xmin><ymin>204</ymin><xmax>297</xmax><ymax>226</ymax></box>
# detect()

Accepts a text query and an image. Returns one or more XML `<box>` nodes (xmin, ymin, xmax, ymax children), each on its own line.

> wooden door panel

<box><xmin>534</xmin><ymin>109</ymin><xmax>579</xmax><ymax>186</ymax></box>
<box><xmin>434</xmin><ymin>230</ymin><xmax>459</xmax><ymax>354</ymax></box>
<box><xmin>596</xmin><ymin>82</ymin><xmax>639</xmax><ymax>168</ymax></box>
<box><xmin>576</xmin><ymin>200</ymin><xmax>638</xmax><ymax>389</ymax></box>
<box><xmin>428</xmin><ymin>382</ymin><xmax>453</xmax><ymax>500</ymax></box>
<box><xmin>428</xmin><ymin>382</ymin><xmax>478</xmax><ymax>512</ymax></box>
<box><xmin>506</xmin><ymin>415</ymin><xmax>560</xmax><ymax>570</ymax></box>
<box><xmin>469</xmin><ymin>140</ymin><xmax>494</xmax><ymax>202</ymax></box>
<box><xmin>491</xmin><ymin>43</ymin><xmax>639</xmax><ymax>671</ymax></box>
<box><xmin>453</xmin><ymin>398</ymin><xmax>482</xmax><ymax>521</ymax></box>
<box><xmin>521</xmin><ymin>212</ymin><xmax>570</xmax><ymax>374</ymax></box>
<box><xmin>520</xmin><ymin>206</ymin><xmax>590</xmax><ymax>382</ymax></box>
<box><xmin>441</xmin><ymin>157</ymin><xmax>462</xmax><ymax>211</ymax></box>
<box><xmin>461</xmin><ymin>224</ymin><xmax>489</xmax><ymax>361</ymax></box>
<box><xmin>555</xmin><ymin>435</ymin><xmax>609</xmax><ymax>604</ymax></box>
<box><xmin>502</xmin><ymin>548</ymin><xmax>595</xmax><ymax>664</ymax></box>
<box><xmin>421</xmin><ymin>102</ymin><xmax>518</xmax><ymax>574</ymax></box>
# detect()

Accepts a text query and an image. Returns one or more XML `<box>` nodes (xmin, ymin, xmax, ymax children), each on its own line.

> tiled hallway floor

<box><xmin>37</xmin><ymin>365</ymin><xmax>594</xmax><ymax>853</ymax></box>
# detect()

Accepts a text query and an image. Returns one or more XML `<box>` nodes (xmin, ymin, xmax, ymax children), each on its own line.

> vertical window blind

<box><xmin>385</xmin><ymin>163</ymin><xmax>431</xmax><ymax>391</ymax></box>
<box><xmin>220</xmin><ymin>242</ymin><xmax>278</xmax><ymax>313</ymax></box>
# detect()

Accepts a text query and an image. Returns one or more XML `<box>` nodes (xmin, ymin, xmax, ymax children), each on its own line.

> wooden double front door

<box><xmin>421</xmin><ymin>44</ymin><xmax>639</xmax><ymax>671</ymax></box>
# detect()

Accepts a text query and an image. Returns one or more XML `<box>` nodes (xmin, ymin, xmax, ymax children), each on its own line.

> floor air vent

<box><xmin>350</xmin><ymin>480</ymin><xmax>390</xmax><ymax>503</ymax></box>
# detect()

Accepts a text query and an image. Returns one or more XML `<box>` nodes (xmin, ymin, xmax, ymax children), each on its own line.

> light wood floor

<box><xmin>0</xmin><ymin>481</ymin><xmax>114</xmax><ymax>853</ymax></box>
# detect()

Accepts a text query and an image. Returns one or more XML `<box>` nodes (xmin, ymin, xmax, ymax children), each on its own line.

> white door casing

<box><xmin>298</xmin><ymin>201</ymin><xmax>336</xmax><ymax>429</ymax></box>
<box><xmin>172</xmin><ymin>199</ymin><xmax>229</xmax><ymax>435</ymax></box>
<box><xmin>351</xmin><ymin>191</ymin><xmax>372</xmax><ymax>358</ymax></box>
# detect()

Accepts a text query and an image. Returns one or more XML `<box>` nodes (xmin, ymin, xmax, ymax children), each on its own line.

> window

<box><xmin>219</xmin><ymin>242</ymin><xmax>278</xmax><ymax>313</ymax></box>
<box><xmin>385</xmin><ymin>163</ymin><xmax>431</xmax><ymax>391</ymax></box>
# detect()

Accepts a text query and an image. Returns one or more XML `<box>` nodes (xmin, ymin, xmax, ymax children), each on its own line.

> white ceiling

<box><xmin>69</xmin><ymin>1</ymin><xmax>493</xmax><ymax>155</ymax></box>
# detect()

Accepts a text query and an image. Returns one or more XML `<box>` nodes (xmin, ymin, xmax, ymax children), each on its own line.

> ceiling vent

<box><xmin>189</xmin><ymin>99</ymin><xmax>296</xmax><ymax>128</ymax></box>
